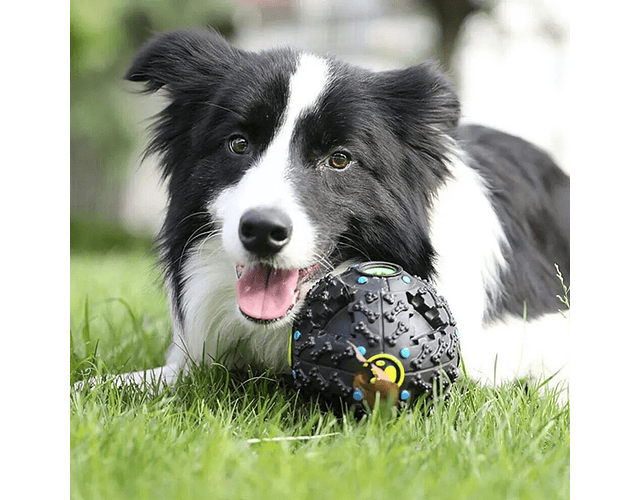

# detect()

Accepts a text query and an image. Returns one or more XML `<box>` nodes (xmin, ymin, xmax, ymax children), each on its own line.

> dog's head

<box><xmin>127</xmin><ymin>29</ymin><xmax>460</xmax><ymax>326</ymax></box>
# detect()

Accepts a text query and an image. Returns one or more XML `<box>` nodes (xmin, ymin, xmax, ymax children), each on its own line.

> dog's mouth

<box><xmin>235</xmin><ymin>263</ymin><xmax>321</xmax><ymax>323</ymax></box>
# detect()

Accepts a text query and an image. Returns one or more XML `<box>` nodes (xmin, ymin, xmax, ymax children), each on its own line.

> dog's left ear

<box><xmin>375</xmin><ymin>63</ymin><xmax>460</xmax><ymax>132</ymax></box>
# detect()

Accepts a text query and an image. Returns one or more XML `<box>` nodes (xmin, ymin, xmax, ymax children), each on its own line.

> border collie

<box><xmin>105</xmin><ymin>29</ymin><xmax>570</xmax><ymax>394</ymax></box>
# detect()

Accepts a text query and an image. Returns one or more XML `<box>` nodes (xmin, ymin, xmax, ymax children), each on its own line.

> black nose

<box><xmin>239</xmin><ymin>208</ymin><xmax>293</xmax><ymax>256</ymax></box>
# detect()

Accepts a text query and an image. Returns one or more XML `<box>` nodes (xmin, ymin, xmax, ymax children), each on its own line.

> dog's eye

<box><xmin>229</xmin><ymin>136</ymin><xmax>249</xmax><ymax>155</ymax></box>
<box><xmin>328</xmin><ymin>152</ymin><xmax>351</xmax><ymax>170</ymax></box>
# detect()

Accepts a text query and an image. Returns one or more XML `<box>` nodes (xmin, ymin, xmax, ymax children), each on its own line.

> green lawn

<box><xmin>70</xmin><ymin>250</ymin><xmax>569</xmax><ymax>500</ymax></box>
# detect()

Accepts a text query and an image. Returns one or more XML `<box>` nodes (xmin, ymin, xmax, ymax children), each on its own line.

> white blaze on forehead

<box><xmin>213</xmin><ymin>53</ymin><xmax>331</xmax><ymax>268</ymax></box>
<box><xmin>287</xmin><ymin>53</ymin><xmax>330</xmax><ymax>123</ymax></box>
<box><xmin>262</xmin><ymin>53</ymin><xmax>330</xmax><ymax>164</ymax></box>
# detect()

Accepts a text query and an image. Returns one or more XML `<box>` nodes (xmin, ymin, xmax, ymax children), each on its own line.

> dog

<box><xmin>97</xmin><ymin>29</ymin><xmax>570</xmax><ymax>395</ymax></box>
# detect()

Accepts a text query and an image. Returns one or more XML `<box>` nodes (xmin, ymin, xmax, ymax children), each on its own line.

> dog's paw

<box><xmin>72</xmin><ymin>365</ymin><xmax>182</xmax><ymax>394</ymax></box>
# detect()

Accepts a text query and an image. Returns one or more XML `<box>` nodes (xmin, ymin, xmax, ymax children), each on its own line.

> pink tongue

<box><xmin>236</xmin><ymin>265</ymin><xmax>301</xmax><ymax>321</ymax></box>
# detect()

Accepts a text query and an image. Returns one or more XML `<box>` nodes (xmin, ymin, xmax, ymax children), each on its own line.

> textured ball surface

<box><xmin>289</xmin><ymin>262</ymin><xmax>460</xmax><ymax>409</ymax></box>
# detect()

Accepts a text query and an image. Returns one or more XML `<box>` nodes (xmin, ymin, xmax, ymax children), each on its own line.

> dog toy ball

<box><xmin>289</xmin><ymin>262</ymin><xmax>460</xmax><ymax>409</ymax></box>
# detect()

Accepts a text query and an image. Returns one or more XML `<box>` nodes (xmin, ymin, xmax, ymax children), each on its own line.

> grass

<box><xmin>71</xmin><ymin>249</ymin><xmax>569</xmax><ymax>500</ymax></box>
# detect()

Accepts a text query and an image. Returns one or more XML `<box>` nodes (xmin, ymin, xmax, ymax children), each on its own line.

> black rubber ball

<box><xmin>289</xmin><ymin>262</ymin><xmax>460</xmax><ymax>409</ymax></box>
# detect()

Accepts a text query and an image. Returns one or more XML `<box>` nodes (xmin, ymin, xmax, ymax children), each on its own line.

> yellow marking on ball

<box><xmin>366</xmin><ymin>353</ymin><xmax>405</xmax><ymax>386</ymax></box>
<box><xmin>384</xmin><ymin>366</ymin><xmax>397</xmax><ymax>382</ymax></box>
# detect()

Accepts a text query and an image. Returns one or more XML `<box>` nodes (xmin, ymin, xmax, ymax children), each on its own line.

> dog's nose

<box><xmin>239</xmin><ymin>208</ymin><xmax>293</xmax><ymax>255</ymax></box>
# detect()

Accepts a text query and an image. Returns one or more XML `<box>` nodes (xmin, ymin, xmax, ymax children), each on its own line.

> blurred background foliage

<box><xmin>70</xmin><ymin>0</ymin><xmax>237</xmax><ymax>252</ymax></box>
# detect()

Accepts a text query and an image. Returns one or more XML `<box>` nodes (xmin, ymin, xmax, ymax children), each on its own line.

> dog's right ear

<box><xmin>125</xmin><ymin>29</ymin><xmax>240</xmax><ymax>95</ymax></box>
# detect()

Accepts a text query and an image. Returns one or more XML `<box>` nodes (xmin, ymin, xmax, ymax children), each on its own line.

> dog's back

<box><xmin>457</xmin><ymin>124</ymin><xmax>569</xmax><ymax>321</ymax></box>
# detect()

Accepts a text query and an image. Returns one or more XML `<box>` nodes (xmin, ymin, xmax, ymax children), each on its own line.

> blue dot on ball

<box><xmin>400</xmin><ymin>390</ymin><xmax>410</xmax><ymax>400</ymax></box>
<box><xmin>402</xmin><ymin>276</ymin><xmax>411</xmax><ymax>284</ymax></box>
<box><xmin>357</xmin><ymin>276</ymin><xmax>368</xmax><ymax>284</ymax></box>
<box><xmin>357</xmin><ymin>346</ymin><xmax>367</xmax><ymax>356</ymax></box>
<box><xmin>400</xmin><ymin>347</ymin><xmax>410</xmax><ymax>359</ymax></box>
<box><xmin>353</xmin><ymin>390</ymin><xmax>363</xmax><ymax>401</ymax></box>
<box><xmin>294</xmin><ymin>330</ymin><xmax>301</xmax><ymax>340</ymax></box>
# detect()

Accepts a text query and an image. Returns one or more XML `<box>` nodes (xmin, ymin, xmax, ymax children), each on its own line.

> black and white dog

<box><xmin>114</xmin><ymin>29</ymin><xmax>570</xmax><ymax>393</ymax></box>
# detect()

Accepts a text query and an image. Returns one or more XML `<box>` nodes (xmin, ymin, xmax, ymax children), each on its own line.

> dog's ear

<box><xmin>375</xmin><ymin>63</ymin><xmax>460</xmax><ymax>132</ymax></box>
<box><xmin>126</xmin><ymin>29</ymin><xmax>240</xmax><ymax>95</ymax></box>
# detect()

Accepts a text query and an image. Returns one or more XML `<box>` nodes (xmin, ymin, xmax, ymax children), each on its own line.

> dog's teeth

<box><xmin>235</xmin><ymin>265</ymin><xmax>245</xmax><ymax>279</ymax></box>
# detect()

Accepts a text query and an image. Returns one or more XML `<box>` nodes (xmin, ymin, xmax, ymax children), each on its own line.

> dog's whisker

<box><xmin>330</xmin><ymin>235</ymin><xmax>373</xmax><ymax>263</ymax></box>
<box><xmin>193</xmin><ymin>229</ymin><xmax>224</xmax><ymax>258</ymax></box>
<box><xmin>192</xmin><ymin>228</ymin><xmax>222</xmax><ymax>253</ymax></box>
<box><xmin>312</xmin><ymin>251</ymin><xmax>334</xmax><ymax>273</ymax></box>
<box><xmin>176</xmin><ymin>224</ymin><xmax>220</xmax><ymax>268</ymax></box>
<box><xmin>203</xmin><ymin>101</ymin><xmax>244</xmax><ymax>119</ymax></box>
<box><xmin>171</xmin><ymin>211</ymin><xmax>215</xmax><ymax>230</ymax></box>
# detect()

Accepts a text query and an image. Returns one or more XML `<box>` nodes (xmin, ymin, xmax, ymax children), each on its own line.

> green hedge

<box><xmin>70</xmin><ymin>215</ymin><xmax>153</xmax><ymax>254</ymax></box>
